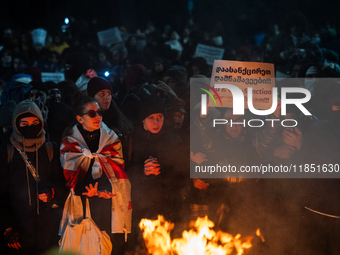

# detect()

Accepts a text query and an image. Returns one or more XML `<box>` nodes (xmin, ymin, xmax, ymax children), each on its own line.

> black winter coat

<box><xmin>125</xmin><ymin>126</ymin><xmax>188</xmax><ymax>219</ymax></box>
<box><xmin>0</xmin><ymin>141</ymin><xmax>67</xmax><ymax>254</ymax></box>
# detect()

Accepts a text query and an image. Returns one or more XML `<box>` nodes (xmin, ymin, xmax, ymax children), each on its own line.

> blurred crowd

<box><xmin>0</xmin><ymin>10</ymin><xmax>340</xmax><ymax>255</ymax></box>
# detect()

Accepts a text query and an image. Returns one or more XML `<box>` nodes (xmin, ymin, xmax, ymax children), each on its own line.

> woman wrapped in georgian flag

<box><xmin>60</xmin><ymin>95</ymin><xmax>131</xmax><ymax>255</ymax></box>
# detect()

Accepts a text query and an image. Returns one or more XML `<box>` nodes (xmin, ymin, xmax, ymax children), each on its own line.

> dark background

<box><xmin>1</xmin><ymin>0</ymin><xmax>339</xmax><ymax>34</ymax></box>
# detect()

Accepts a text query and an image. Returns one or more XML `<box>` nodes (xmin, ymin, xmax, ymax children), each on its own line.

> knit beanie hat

<box><xmin>168</xmin><ymin>98</ymin><xmax>186</xmax><ymax>113</ymax></box>
<box><xmin>125</xmin><ymin>64</ymin><xmax>148</xmax><ymax>90</ymax></box>
<box><xmin>11</xmin><ymin>73</ymin><xmax>32</xmax><ymax>84</ymax></box>
<box><xmin>306</xmin><ymin>65</ymin><xmax>321</xmax><ymax>76</ymax></box>
<box><xmin>87</xmin><ymin>77</ymin><xmax>112</xmax><ymax>97</ymax></box>
<box><xmin>29</xmin><ymin>80</ymin><xmax>48</xmax><ymax>94</ymax></box>
<box><xmin>164</xmin><ymin>65</ymin><xmax>187</xmax><ymax>84</ymax></box>
<box><xmin>138</xmin><ymin>95</ymin><xmax>165</xmax><ymax>121</ymax></box>
<box><xmin>26</xmin><ymin>66</ymin><xmax>42</xmax><ymax>81</ymax></box>
<box><xmin>44</xmin><ymin>81</ymin><xmax>59</xmax><ymax>90</ymax></box>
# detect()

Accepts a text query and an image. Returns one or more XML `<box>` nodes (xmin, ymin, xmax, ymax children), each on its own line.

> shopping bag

<box><xmin>59</xmin><ymin>191</ymin><xmax>83</xmax><ymax>237</ymax></box>
<box><xmin>59</xmin><ymin>197</ymin><xmax>112</xmax><ymax>255</ymax></box>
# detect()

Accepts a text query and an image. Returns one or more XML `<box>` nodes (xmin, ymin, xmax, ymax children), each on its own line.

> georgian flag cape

<box><xmin>60</xmin><ymin>123</ymin><xmax>131</xmax><ymax>234</ymax></box>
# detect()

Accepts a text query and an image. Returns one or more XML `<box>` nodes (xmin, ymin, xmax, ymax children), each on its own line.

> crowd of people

<box><xmin>0</xmin><ymin>10</ymin><xmax>339</xmax><ymax>255</ymax></box>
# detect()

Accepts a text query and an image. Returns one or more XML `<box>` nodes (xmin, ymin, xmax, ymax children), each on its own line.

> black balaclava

<box><xmin>11</xmin><ymin>99</ymin><xmax>45</xmax><ymax>152</ymax></box>
<box><xmin>16</xmin><ymin>112</ymin><xmax>42</xmax><ymax>138</ymax></box>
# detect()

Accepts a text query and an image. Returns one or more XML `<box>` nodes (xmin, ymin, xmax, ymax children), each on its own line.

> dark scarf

<box><xmin>77</xmin><ymin>124</ymin><xmax>100</xmax><ymax>152</ymax></box>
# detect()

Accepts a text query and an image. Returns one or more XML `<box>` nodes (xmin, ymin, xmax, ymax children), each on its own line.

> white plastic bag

<box><xmin>59</xmin><ymin>191</ymin><xmax>83</xmax><ymax>237</ymax></box>
<box><xmin>59</xmin><ymin>196</ymin><xmax>112</xmax><ymax>255</ymax></box>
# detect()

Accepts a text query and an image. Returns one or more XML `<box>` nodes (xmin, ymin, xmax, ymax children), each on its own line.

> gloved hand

<box><xmin>4</xmin><ymin>227</ymin><xmax>21</xmax><ymax>250</ymax></box>
<box><xmin>38</xmin><ymin>188</ymin><xmax>54</xmax><ymax>202</ymax></box>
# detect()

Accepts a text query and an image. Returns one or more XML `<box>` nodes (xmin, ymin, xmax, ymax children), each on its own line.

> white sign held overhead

<box><xmin>41</xmin><ymin>72</ymin><xmax>65</xmax><ymax>83</ymax></box>
<box><xmin>195</xmin><ymin>44</ymin><xmax>225</xmax><ymax>66</ymax></box>
<box><xmin>97</xmin><ymin>27</ymin><xmax>123</xmax><ymax>47</ymax></box>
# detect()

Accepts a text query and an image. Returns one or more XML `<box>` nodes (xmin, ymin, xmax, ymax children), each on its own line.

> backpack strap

<box><xmin>45</xmin><ymin>141</ymin><xmax>53</xmax><ymax>163</ymax></box>
<box><xmin>7</xmin><ymin>144</ymin><xmax>14</xmax><ymax>164</ymax></box>
<box><xmin>7</xmin><ymin>142</ymin><xmax>54</xmax><ymax>163</ymax></box>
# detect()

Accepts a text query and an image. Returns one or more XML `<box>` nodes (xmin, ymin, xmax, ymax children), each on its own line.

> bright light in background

<box><xmin>64</xmin><ymin>17</ymin><xmax>69</xmax><ymax>25</ymax></box>
<box><xmin>104</xmin><ymin>71</ymin><xmax>110</xmax><ymax>77</ymax></box>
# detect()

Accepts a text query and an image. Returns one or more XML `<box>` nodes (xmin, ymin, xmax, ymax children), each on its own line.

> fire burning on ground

<box><xmin>139</xmin><ymin>215</ymin><xmax>263</xmax><ymax>255</ymax></box>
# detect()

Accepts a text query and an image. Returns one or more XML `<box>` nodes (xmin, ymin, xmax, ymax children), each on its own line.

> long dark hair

<box><xmin>61</xmin><ymin>95</ymin><xmax>99</xmax><ymax>138</ymax></box>
<box><xmin>105</xmin><ymin>100</ymin><xmax>134</xmax><ymax>135</ymax></box>
<box><xmin>73</xmin><ymin>95</ymin><xmax>98</xmax><ymax>116</ymax></box>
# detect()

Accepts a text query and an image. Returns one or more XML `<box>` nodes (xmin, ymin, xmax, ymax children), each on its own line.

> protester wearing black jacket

<box><xmin>124</xmin><ymin>95</ymin><xmax>188</xmax><ymax>250</ymax></box>
<box><xmin>0</xmin><ymin>99</ymin><xmax>67</xmax><ymax>255</ymax></box>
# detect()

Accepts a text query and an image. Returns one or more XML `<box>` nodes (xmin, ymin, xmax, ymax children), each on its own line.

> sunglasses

<box><xmin>82</xmin><ymin>109</ymin><xmax>104</xmax><ymax>118</ymax></box>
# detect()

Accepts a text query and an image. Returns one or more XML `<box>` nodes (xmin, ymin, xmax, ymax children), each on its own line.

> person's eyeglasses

<box><xmin>82</xmin><ymin>109</ymin><xmax>104</xmax><ymax>118</ymax></box>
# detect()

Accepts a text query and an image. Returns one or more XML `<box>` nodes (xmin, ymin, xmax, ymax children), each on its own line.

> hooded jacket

<box><xmin>10</xmin><ymin>99</ymin><xmax>46</xmax><ymax>152</ymax></box>
<box><xmin>0</xmin><ymin>100</ymin><xmax>67</xmax><ymax>253</ymax></box>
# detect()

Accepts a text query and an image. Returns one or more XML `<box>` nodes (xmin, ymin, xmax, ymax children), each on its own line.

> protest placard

<box><xmin>195</xmin><ymin>43</ymin><xmax>225</xmax><ymax>66</ymax></box>
<box><xmin>41</xmin><ymin>72</ymin><xmax>65</xmax><ymax>83</ymax></box>
<box><xmin>209</xmin><ymin>60</ymin><xmax>275</xmax><ymax>109</ymax></box>
<box><xmin>32</xmin><ymin>28</ymin><xmax>47</xmax><ymax>46</ymax></box>
<box><xmin>97</xmin><ymin>27</ymin><xmax>123</xmax><ymax>47</ymax></box>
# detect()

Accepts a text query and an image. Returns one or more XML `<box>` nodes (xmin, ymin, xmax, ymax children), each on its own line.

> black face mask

<box><xmin>18</xmin><ymin>123</ymin><xmax>42</xmax><ymax>138</ymax></box>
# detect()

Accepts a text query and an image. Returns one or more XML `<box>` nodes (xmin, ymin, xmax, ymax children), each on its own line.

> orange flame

<box><xmin>139</xmin><ymin>215</ymin><xmax>258</xmax><ymax>255</ymax></box>
<box><xmin>256</xmin><ymin>228</ymin><xmax>265</xmax><ymax>242</ymax></box>
<box><xmin>139</xmin><ymin>215</ymin><xmax>173</xmax><ymax>255</ymax></box>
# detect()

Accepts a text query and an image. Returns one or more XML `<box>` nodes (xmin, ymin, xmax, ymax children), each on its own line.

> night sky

<box><xmin>0</xmin><ymin>0</ymin><xmax>339</xmax><ymax>35</ymax></box>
